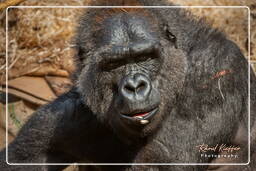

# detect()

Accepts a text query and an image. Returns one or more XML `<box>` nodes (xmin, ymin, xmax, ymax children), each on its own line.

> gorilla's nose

<box><xmin>120</xmin><ymin>73</ymin><xmax>152</xmax><ymax>101</ymax></box>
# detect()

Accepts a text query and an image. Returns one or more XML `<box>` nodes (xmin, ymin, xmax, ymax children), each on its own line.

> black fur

<box><xmin>1</xmin><ymin>0</ymin><xmax>256</xmax><ymax>171</ymax></box>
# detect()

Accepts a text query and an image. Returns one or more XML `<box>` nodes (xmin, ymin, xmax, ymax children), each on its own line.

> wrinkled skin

<box><xmin>0</xmin><ymin>0</ymin><xmax>256</xmax><ymax>171</ymax></box>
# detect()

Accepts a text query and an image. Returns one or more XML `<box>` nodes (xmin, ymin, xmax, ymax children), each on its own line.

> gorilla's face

<box><xmin>77</xmin><ymin>10</ymin><xmax>187</xmax><ymax>142</ymax></box>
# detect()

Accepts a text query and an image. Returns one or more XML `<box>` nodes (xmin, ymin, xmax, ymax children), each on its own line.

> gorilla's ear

<box><xmin>76</xmin><ymin>47</ymin><xmax>85</xmax><ymax>62</ymax></box>
<box><xmin>72</xmin><ymin>43</ymin><xmax>92</xmax><ymax>76</ymax></box>
<box><xmin>163</xmin><ymin>24</ymin><xmax>177</xmax><ymax>48</ymax></box>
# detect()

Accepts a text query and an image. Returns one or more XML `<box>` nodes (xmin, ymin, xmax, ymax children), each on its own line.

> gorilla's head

<box><xmin>75</xmin><ymin>8</ymin><xmax>187</xmax><ymax>142</ymax></box>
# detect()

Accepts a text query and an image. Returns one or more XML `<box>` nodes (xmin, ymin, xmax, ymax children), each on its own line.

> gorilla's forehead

<box><xmin>101</xmin><ymin>13</ymin><xmax>159</xmax><ymax>46</ymax></box>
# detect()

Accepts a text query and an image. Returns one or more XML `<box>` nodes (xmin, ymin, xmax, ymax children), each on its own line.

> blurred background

<box><xmin>0</xmin><ymin>0</ymin><xmax>255</xmax><ymax>170</ymax></box>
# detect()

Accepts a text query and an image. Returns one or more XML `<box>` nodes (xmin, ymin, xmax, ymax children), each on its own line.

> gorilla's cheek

<box><xmin>77</xmin><ymin>66</ymin><xmax>114</xmax><ymax>120</ymax></box>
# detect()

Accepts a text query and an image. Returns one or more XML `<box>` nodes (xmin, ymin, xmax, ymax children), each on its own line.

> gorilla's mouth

<box><xmin>120</xmin><ymin>107</ymin><xmax>159</xmax><ymax>125</ymax></box>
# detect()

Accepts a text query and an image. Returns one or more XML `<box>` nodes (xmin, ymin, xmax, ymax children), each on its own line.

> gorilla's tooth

<box><xmin>135</xmin><ymin>116</ymin><xmax>143</xmax><ymax>119</ymax></box>
<box><xmin>140</xmin><ymin>120</ymin><xmax>149</xmax><ymax>124</ymax></box>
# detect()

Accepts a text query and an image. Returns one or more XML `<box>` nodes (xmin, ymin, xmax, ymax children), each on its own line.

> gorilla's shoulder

<box><xmin>25</xmin><ymin>88</ymin><xmax>94</xmax><ymax>132</ymax></box>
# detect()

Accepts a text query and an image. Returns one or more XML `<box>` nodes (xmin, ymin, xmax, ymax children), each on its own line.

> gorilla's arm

<box><xmin>0</xmin><ymin>88</ymin><xmax>93</xmax><ymax>170</ymax></box>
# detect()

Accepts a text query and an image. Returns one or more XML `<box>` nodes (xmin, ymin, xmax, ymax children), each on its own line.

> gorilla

<box><xmin>1</xmin><ymin>0</ymin><xmax>256</xmax><ymax>170</ymax></box>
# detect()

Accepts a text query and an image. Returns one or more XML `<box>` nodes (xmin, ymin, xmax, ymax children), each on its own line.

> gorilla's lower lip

<box><xmin>120</xmin><ymin>107</ymin><xmax>159</xmax><ymax>121</ymax></box>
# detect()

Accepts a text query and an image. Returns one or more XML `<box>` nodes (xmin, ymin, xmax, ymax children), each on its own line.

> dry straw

<box><xmin>0</xmin><ymin>0</ymin><xmax>255</xmax><ymax>83</ymax></box>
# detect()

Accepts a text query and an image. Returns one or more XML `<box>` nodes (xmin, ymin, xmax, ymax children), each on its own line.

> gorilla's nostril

<box><xmin>137</xmin><ymin>82</ymin><xmax>146</xmax><ymax>92</ymax></box>
<box><xmin>124</xmin><ymin>84</ymin><xmax>135</xmax><ymax>93</ymax></box>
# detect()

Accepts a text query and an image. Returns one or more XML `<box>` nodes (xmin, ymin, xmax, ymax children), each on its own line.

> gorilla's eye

<box><xmin>99</xmin><ymin>53</ymin><xmax>158</xmax><ymax>72</ymax></box>
<box><xmin>100</xmin><ymin>59</ymin><xmax>126</xmax><ymax>71</ymax></box>
<box><xmin>104</xmin><ymin>61</ymin><xmax>121</xmax><ymax>70</ymax></box>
